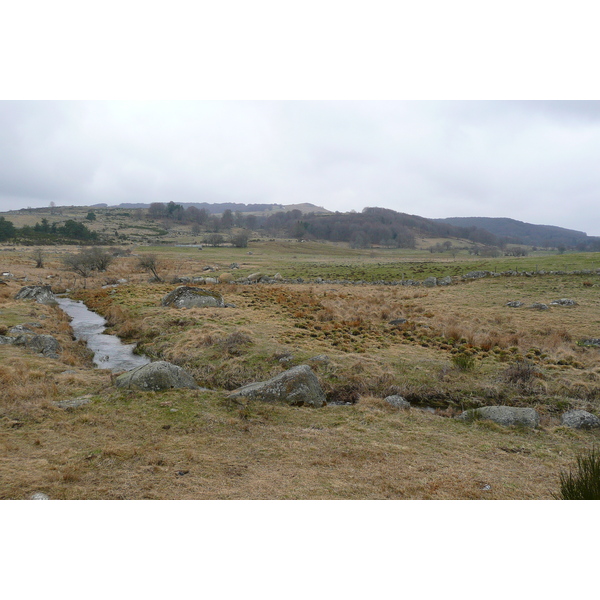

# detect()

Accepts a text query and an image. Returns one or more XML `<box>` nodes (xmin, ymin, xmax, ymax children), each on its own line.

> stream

<box><xmin>57</xmin><ymin>297</ymin><xmax>150</xmax><ymax>372</ymax></box>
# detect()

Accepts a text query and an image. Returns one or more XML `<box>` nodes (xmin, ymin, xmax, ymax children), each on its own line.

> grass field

<box><xmin>1</xmin><ymin>240</ymin><xmax>600</xmax><ymax>499</ymax></box>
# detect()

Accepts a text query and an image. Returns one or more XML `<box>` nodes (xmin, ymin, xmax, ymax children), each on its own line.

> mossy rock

<box><xmin>161</xmin><ymin>286</ymin><xmax>224</xmax><ymax>308</ymax></box>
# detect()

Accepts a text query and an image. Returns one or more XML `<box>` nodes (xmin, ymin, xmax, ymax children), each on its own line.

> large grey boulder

<box><xmin>228</xmin><ymin>364</ymin><xmax>326</xmax><ymax>407</ymax></box>
<box><xmin>560</xmin><ymin>410</ymin><xmax>600</xmax><ymax>429</ymax></box>
<box><xmin>161</xmin><ymin>286</ymin><xmax>224</xmax><ymax>308</ymax></box>
<box><xmin>15</xmin><ymin>285</ymin><xmax>57</xmax><ymax>305</ymax></box>
<box><xmin>115</xmin><ymin>361</ymin><xmax>199</xmax><ymax>391</ymax></box>
<box><xmin>12</xmin><ymin>334</ymin><xmax>61</xmax><ymax>358</ymax></box>
<box><xmin>423</xmin><ymin>277</ymin><xmax>437</xmax><ymax>287</ymax></box>
<box><xmin>458</xmin><ymin>405</ymin><xmax>540</xmax><ymax>428</ymax></box>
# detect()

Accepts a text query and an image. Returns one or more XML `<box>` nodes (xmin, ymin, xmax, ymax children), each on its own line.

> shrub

<box><xmin>503</xmin><ymin>360</ymin><xmax>538</xmax><ymax>384</ymax></box>
<box><xmin>556</xmin><ymin>447</ymin><xmax>600</xmax><ymax>500</ymax></box>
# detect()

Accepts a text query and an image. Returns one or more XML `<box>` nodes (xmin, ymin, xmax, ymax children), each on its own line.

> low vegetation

<box><xmin>2</xmin><ymin>207</ymin><xmax>600</xmax><ymax>499</ymax></box>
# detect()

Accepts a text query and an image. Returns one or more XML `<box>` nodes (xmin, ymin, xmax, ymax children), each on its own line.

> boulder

<box><xmin>384</xmin><ymin>395</ymin><xmax>410</xmax><ymax>409</ymax></box>
<box><xmin>530</xmin><ymin>303</ymin><xmax>549</xmax><ymax>310</ymax></box>
<box><xmin>506</xmin><ymin>301</ymin><xmax>524</xmax><ymax>308</ymax></box>
<box><xmin>423</xmin><ymin>277</ymin><xmax>437</xmax><ymax>287</ymax></box>
<box><xmin>115</xmin><ymin>361</ymin><xmax>199</xmax><ymax>391</ymax></box>
<box><xmin>12</xmin><ymin>334</ymin><xmax>61</xmax><ymax>358</ymax></box>
<box><xmin>463</xmin><ymin>271</ymin><xmax>489</xmax><ymax>279</ymax></box>
<box><xmin>560</xmin><ymin>410</ymin><xmax>600</xmax><ymax>429</ymax></box>
<box><xmin>438</xmin><ymin>276</ymin><xmax>453</xmax><ymax>286</ymax></box>
<box><xmin>14</xmin><ymin>285</ymin><xmax>57</xmax><ymax>305</ymax></box>
<box><xmin>228</xmin><ymin>364</ymin><xmax>326</xmax><ymax>407</ymax></box>
<box><xmin>457</xmin><ymin>405</ymin><xmax>540</xmax><ymax>428</ymax></box>
<box><xmin>161</xmin><ymin>286</ymin><xmax>224</xmax><ymax>308</ymax></box>
<box><xmin>247</xmin><ymin>272</ymin><xmax>264</xmax><ymax>283</ymax></box>
<box><xmin>388</xmin><ymin>318</ymin><xmax>407</xmax><ymax>326</ymax></box>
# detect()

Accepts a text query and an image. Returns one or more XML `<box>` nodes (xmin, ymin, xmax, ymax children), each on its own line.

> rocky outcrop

<box><xmin>228</xmin><ymin>364</ymin><xmax>326</xmax><ymax>407</ymax></box>
<box><xmin>384</xmin><ymin>395</ymin><xmax>410</xmax><ymax>409</ymax></box>
<box><xmin>457</xmin><ymin>405</ymin><xmax>540</xmax><ymax>428</ymax></box>
<box><xmin>14</xmin><ymin>285</ymin><xmax>56</xmax><ymax>305</ymax></box>
<box><xmin>161</xmin><ymin>286</ymin><xmax>224</xmax><ymax>308</ymax></box>
<box><xmin>560</xmin><ymin>410</ymin><xmax>600</xmax><ymax>429</ymax></box>
<box><xmin>115</xmin><ymin>361</ymin><xmax>199</xmax><ymax>391</ymax></box>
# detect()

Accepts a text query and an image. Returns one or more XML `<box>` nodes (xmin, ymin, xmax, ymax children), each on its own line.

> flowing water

<box><xmin>57</xmin><ymin>297</ymin><xmax>150</xmax><ymax>372</ymax></box>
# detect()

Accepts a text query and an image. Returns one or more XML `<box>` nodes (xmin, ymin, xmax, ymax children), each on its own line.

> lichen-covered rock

<box><xmin>384</xmin><ymin>395</ymin><xmax>410</xmax><ymax>409</ymax></box>
<box><xmin>161</xmin><ymin>286</ymin><xmax>224</xmax><ymax>308</ymax></box>
<box><xmin>463</xmin><ymin>271</ymin><xmax>489</xmax><ymax>279</ymax></box>
<box><xmin>14</xmin><ymin>285</ymin><xmax>57</xmax><ymax>305</ymax></box>
<box><xmin>115</xmin><ymin>361</ymin><xmax>199</xmax><ymax>391</ymax></box>
<box><xmin>438</xmin><ymin>276</ymin><xmax>453</xmax><ymax>286</ymax></box>
<box><xmin>457</xmin><ymin>405</ymin><xmax>540</xmax><ymax>428</ymax></box>
<box><xmin>506</xmin><ymin>301</ymin><xmax>524</xmax><ymax>308</ymax></box>
<box><xmin>560</xmin><ymin>410</ymin><xmax>600</xmax><ymax>429</ymax></box>
<box><xmin>530</xmin><ymin>303</ymin><xmax>549</xmax><ymax>310</ymax></box>
<box><xmin>550</xmin><ymin>298</ymin><xmax>578</xmax><ymax>306</ymax></box>
<box><xmin>12</xmin><ymin>334</ymin><xmax>61</xmax><ymax>358</ymax></box>
<box><xmin>228</xmin><ymin>364</ymin><xmax>326</xmax><ymax>407</ymax></box>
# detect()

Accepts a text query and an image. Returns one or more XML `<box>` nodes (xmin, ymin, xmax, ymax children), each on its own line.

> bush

<box><xmin>557</xmin><ymin>447</ymin><xmax>600</xmax><ymax>500</ymax></box>
<box><xmin>503</xmin><ymin>360</ymin><xmax>538</xmax><ymax>384</ymax></box>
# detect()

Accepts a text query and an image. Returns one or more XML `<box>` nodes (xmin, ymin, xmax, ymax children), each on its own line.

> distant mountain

<box><xmin>434</xmin><ymin>217</ymin><xmax>592</xmax><ymax>248</ymax></box>
<box><xmin>115</xmin><ymin>201</ymin><xmax>330</xmax><ymax>215</ymax></box>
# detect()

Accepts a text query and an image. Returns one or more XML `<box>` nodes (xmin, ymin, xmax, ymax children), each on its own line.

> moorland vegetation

<box><xmin>1</xmin><ymin>204</ymin><xmax>600</xmax><ymax>499</ymax></box>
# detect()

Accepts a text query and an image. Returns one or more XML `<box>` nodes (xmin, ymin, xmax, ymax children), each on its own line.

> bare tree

<box><xmin>137</xmin><ymin>254</ymin><xmax>162</xmax><ymax>281</ymax></box>
<box><xmin>32</xmin><ymin>248</ymin><xmax>45</xmax><ymax>268</ymax></box>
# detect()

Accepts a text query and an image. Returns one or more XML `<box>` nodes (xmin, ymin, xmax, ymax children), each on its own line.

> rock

<box><xmin>308</xmin><ymin>354</ymin><xmax>330</xmax><ymax>365</ymax></box>
<box><xmin>14</xmin><ymin>285</ymin><xmax>57</xmax><ymax>305</ymax></box>
<box><xmin>506</xmin><ymin>301</ymin><xmax>524</xmax><ymax>308</ymax></box>
<box><xmin>54</xmin><ymin>395</ymin><xmax>93</xmax><ymax>409</ymax></box>
<box><xmin>463</xmin><ymin>271</ymin><xmax>489</xmax><ymax>279</ymax></box>
<box><xmin>229</xmin><ymin>263</ymin><xmax>240</xmax><ymax>269</ymax></box>
<box><xmin>388</xmin><ymin>318</ymin><xmax>407</xmax><ymax>326</ymax></box>
<box><xmin>560</xmin><ymin>410</ymin><xmax>600</xmax><ymax>429</ymax></box>
<box><xmin>458</xmin><ymin>405</ymin><xmax>540</xmax><ymax>428</ymax></box>
<box><xmin>161</xmin><ymin>286</ymin><xmax>225</xmax><ymax>308</ymax></box>
<box><xmin>0</xmin><ymin>335</ymin><xmax>14</xmax><ymax>345</ymax></box>
<box><xmin>579</xmin><ymin>338</ymin><xmax>600</xmax><ymax>348</ymax></box>
<box><xmin>29</xmin><ymin>492</ymin><xmax>50</xmax><ymax>500</ymax></box>
<box><xmin>550</xmin><ymin>298</ymin><xmax>578</xmax><ymax>306</ymax></box>
<box><xmin>12</xmin><ymin>334</ymin><xmax>61</xmax><ymax>358</ymax></box>
<box><xmin>115</xmin><ymin>361</ymin><xmax>199</xmax><ymax>391</ymax></box>
<box><xmin>228</xmin><ymin>364</ymin><xmax>326</xmax><ymax>407</ymax></box>
<box><xmin>204</xmin><ymin>277</ymin><xmax>218</xmax><ymax>284</ymax></box>
<box><xmin>423</xmin><ymin>277</ymin><xmax>437</xmax><ymax>287</ymax></box>
<box><xmin>438</xmin><ymin>276</ymin><xmax>453</xmax><ymax>286</ymax></box>
<box><xmin>384</xmin><ymin>395</ymin><xmax>410</xmax><ymax>409</ymax></box>
<box><xmin>530</xmin><ymin>303</ymin><xmax>549</xmax><ymax>310</ymax></box>
<box><xmin>273</xmin><ymin>273</ymin><xmax>284</xmax><ymax>281</ymax></box>
<box><xmin>9</xmin><ymin>324</ymin><xmax>34</xmax><ymax>334</ymax></box>
<box><xmin>247</xmin><ymin>272</ymin><xmax>264</xmax><ymax>283</ymax></box>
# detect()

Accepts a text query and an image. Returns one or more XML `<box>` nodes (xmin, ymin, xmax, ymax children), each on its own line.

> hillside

<box><xmin>435</xmin><ymin>217</ymin><xmax>592</xmax><ymax>249</ymax></box>
<box><xmin>108</xmin><ymin>201</ymin><xmax>331</xmax><ymax>215</ymax></box>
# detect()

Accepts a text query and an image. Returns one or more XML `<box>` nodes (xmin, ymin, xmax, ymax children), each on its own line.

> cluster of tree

<box><xmin>0</xmin><ymin>216</ymin><xmax>98</xmax><ymax>243</ymax></box>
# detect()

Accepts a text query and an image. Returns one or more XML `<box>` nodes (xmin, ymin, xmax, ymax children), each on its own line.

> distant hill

<box><xmin>434</xmin><ymin>217</ymin><xmax>591</xmax><ymax>248</ymax></box>
<box><xmin>114</xmin><ymin>201</ymin><xmax>331</xmax><ymax>215</ymax></box>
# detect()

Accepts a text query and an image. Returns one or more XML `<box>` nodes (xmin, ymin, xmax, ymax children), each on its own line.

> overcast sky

<box><xmin>1</xmin><ymin>100</ymin><xmax>600</xmax><ymax>234</ymax></box>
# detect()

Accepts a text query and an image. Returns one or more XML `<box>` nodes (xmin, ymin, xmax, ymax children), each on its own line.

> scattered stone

<box><xmin>560</xmin><ymin>410</ymin><xmax>600</xmax><ymax>429</ymax></box>
<box><xmin>530</xmin><ymin>302</ymin><xmax>549</xmax><ymax>310</ymax></box>
<box><xmin>506</xmin><ymin>301</ymin><xmax>524</xmax><ymax>308</ymax></box>
<box><xmin>437</xmin><ymin>276</ymin><xmax>453</xmax><ymax>286</ymax></box>
<box><xmin>30</xmin><ymin>492</ymin><xmax>50</xmax><ymax>500</ymax></box>
<box><xmin>115</xmin><ymin>361</ymin><xmax>199</xmax><ymax>391</ymax></box>
<box><xmin>579</xmin><ymin>338</ymin><xmax>600</xmax><ymax>348</ymax></box>
<box><xmin>229</xmin><ymin>263</ymin><xmax>240</xmax><ymax>269</ymax></box>
<box><xmin>550</xmin><ymin>298</ymin><xmax>578</xmax><ymax>306</ymax></box>
<box><xmin>14</xmin><ymin>285</ymin><xmax>57</xmax><ymax>305</ymax></box>
<box><xmin>228</xmin><ymin>364</ymin><xmax>326</xmax><ymax>407</ymax></box>
<box><xmin>388</xmin><ymin>318</ymin><xmax>407</xmax><ymax>325</ymax></box>
<box><xmin>423</xmin><ymin>277</ymin><xmax>437</xmax><ymax>287</ymax></box>
<box><xmin>384</xmin><ymin>395</ymin><xmax>411</xmax><ymax>409</ymax></box>
<box><xmin>161</xmin><ymin>286</ymin><xmax>225</xmax><ymax>308</ymax></box>
<box><xmin>9</xmin><ymin>324</ymin><xmax>34</xmax><ymax>334</ymax></box>
<box><xmin>54</xmin><ymin>395</ymin><xmax>93</xmax><ymax>409</ymax></box>
<box><xmin>463</xmin><ymin>271</ymin><xmax>489</xmax><ymax>279</ymax></box>
<box><xmin>0</xmin><ymin>335</ymin><xmax>14</xmax><ymax>345</ymax></box>
<box><xmin>457</xmin><ymin>405</ymin><xmax>540</xmax><ymax>428</ymax></box>
<box><xmin>12</xmin><ymin>334</ymin><xmax>61</xmax><ymax>358</ymax></box>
